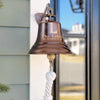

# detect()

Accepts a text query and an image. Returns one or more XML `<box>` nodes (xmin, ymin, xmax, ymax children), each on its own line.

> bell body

<box><xmin>29</xmin><ymin>20</ymin><xmax>71</xmax><ymax>54</ymax></box>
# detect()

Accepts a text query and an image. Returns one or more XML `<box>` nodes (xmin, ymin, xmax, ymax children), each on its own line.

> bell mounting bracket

<box><xmin>35</xmin><ymin>3</ymin><xmax>55</xmax><ymax>24</ymax></box>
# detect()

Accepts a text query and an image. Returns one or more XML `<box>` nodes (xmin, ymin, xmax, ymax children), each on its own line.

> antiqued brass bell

<box><xmin>29</xmin><ymin>4</ymin><xmax>71</xmax><ymax>100</ymax></box>
<box><xmin>29</xmin><ymin>4</ymin><xmax>71</xmax><ymax>54</ymax></box>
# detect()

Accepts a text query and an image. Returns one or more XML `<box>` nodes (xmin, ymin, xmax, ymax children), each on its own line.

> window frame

<box><xmin>51</xmin><ymin>0</ymin><xmax>100</xmax><ymax>100</ymax></box>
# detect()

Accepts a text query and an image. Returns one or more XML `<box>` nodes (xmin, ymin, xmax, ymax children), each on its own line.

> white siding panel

<box><xmin>0</xmin><ymin>56</ymin><xmax>29</xmax><ymax>84</ymax></box>
<box><xmin>0</xmin><ymin>27</ymin><xmax>29</xmax><ymax>55</ymax></box>
<box><xmin>0</xmin><ymin>0</ymin><xmax>29</xmax><ymax>27</ymax></box>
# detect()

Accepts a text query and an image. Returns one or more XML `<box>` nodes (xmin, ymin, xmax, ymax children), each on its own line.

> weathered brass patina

<box><xmin>29</xmin><ymin>4</ymin><xmax>71</xmax><ymax>54</ymax></box>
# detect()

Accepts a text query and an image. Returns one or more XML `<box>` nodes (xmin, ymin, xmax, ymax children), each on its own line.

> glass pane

<box><xmin>60</xmin><ymin>38</ymin><xmax>85</xmax><ymax>100</ymax></box>
<box><xmin>59</xmin><ymin>0</ymin><xmax>85</xmax><ymax>100</ymax></box>
<box><xmin>59</xmin><ymin>0</ymin><xmax>85</xmax><ymax>34</ymax></box>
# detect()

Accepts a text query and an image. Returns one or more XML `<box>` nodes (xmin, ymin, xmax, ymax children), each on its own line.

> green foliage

<box><xmin>71</xmin><ymin>52</ymin><xmax>77</xmax><ymax>56</ymax></box>
<box><xmin>0</xmin><ymin>0</ymin><xmax>3</xmax><ymax>8</ymax></box>
<box><xmin>0</xmin><ymin>84</ymin><xmax>10</xmax><ymax>93</ymax></box>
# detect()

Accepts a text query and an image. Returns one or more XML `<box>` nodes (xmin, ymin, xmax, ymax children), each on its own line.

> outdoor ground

<box><xmin>60</xmin><ymin>54</ymin><xmax>84</xmax><ymax>63</ymax></box>
<box><xmin>60</xmin><ymin>95</ymin><xmax>84</xmax><ymax>100</ymax></box>
<box><xmin>60</xmin><ymin>85</ymin><xmax>85</xmax><ymax>92</ymax></box>
<box><xmin>60</xmin><ymin>85</ymin><xmax>85</xmax><ymax>100</ymax></box>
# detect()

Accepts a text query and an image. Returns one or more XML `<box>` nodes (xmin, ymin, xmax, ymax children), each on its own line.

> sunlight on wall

<box><xmin>30</xmin><ymin>0</ymin><xmax>50</xmax><ymax>100</ymax></box>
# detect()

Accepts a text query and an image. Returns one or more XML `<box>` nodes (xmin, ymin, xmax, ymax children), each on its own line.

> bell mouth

<box><xmin>29</xmin><ymin>40</ymin><xmax>71</xmax><ymax>54</ymax></box>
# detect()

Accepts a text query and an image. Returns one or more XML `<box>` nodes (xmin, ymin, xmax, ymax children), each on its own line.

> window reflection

<box><xmin>59</xmin><ymin>0</ymin><xmax>85</xmax><ymax>100</ymax></box>
<box><xmin>60</xmin><ymin>47</ymin><xmax>85</xmax><ymax>100</ymax></box>
<box><xmin>59</xmin><ymin>0</ymin><xmax>84</xmax><ymax>31</ymax></box>
<box><xmin>67</xmin><ymin>38</ymin><xmax>85</xmax><ymax>55</ymax></box>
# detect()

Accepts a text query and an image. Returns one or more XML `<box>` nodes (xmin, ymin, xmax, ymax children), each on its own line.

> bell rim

<box><xmin>40</xmin><ymin>20</ymin><xmax>61</xmax><ymax>25</ymax></box>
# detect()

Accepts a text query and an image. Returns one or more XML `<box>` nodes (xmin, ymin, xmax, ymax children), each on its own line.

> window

<box><xmin>51</xmin><ymin>0</ymin><xmax>100</xmax><ymax>100</ymax></box>
<box><xmin>51</xmin><ymin>0</ymin><xmax>86</xmax><ymax>100</ymax></box>
<box><xmin>80</xmin><ymin>40</ymin><xmax>85</xmax><ymax>45</ymax></box>
<box><xmin>73</xmin><ymin>41</ymin><xmax>77</xmax><ymax>46</ymax></box>
<box><xmin>59</xmin><ymin>0</ymin><xmax>86</xmax><ymax>98</ymax></box>
<box><xmin>68</xmin><ymin>42</ymin><xmax>72</xmax><ymax>48</ymax></box>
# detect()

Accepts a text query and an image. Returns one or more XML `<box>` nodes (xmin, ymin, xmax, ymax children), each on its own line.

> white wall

<box><xmin>30</xmin><ymin>0</ymin><xmax>50</xmax><ymax>100</ymax></box>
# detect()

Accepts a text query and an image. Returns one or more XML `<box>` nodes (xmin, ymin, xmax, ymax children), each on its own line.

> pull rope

<box><xmin>44</xmin><ymin>66</ymin><xmax>56</xmax><ymax>100</ymax></box>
